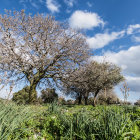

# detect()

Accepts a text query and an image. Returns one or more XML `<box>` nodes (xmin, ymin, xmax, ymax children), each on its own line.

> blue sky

<box><xmin>0</xmin><ymin>0</ymin><xmax>140</xmax><ymax>102</ymax></box>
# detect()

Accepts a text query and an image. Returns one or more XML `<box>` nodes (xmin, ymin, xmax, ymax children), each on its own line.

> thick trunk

<box><xmin>28</xmin><ymin>83</ymin><xmax>37</xmax><ymax>104</ymax></box>
<box><xmin>84</xmin><ymin>96</ymin><xmax>88</xmax><ymax>105</ymax></box>
<box><xmin>84</xmin><ymin>92</ymin><xmax>89</xmax><ymax>105</ymax></box>
<box><xmin>78</xmin><ymin>95</ymin><xmax>82</xmax><ymax>105</ymax></box>
<box><xmin>27</xmin><ymin>71</ymin><xmax>44</xmax><ymax>104</ymax></box>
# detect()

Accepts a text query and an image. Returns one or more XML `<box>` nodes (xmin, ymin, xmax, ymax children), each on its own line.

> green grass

<box><xmin>0</xmin><ymin>101</ymin><xmax>140</xmax><ymax>139</ymax></box>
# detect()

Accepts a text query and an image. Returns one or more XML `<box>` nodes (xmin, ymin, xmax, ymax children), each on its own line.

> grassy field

<box><xmin>0</xmin><ymin>101</ymin><xmax>140</xmax><ymax>140</ymax></box>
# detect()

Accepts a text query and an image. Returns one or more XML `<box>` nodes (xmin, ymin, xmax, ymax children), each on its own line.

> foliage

<box><xmin>12</xmin><ymin>86</ymin><xmax>29</xmax><ymax>104</ymax></box>
<box><xmin>12</xmin><ymin>86</ymin><xmax>37</xmax><ymax>104</ymax></box>
<box><xmin>0</xmin><ymin>100</ymin><xmax>140</xmax><ymax>139</ymax></box>
<box><xmin>134</xmin><ymin>99</ymin><xmax>140</xmax><ymax>106</ymax></box>
<box><xmin>0</xmin><ymin>100</ymin><xmax>37</xmax><ymax>140</ymax></box>
<box><xmin>58</xmin><ymin>97</ymin><xmax>66</xmax><ymax>105</ymax></box>
<box><xmin>96</xmin><ymin>89</ymin><xmax>120</xmax><ymax>105</ymax></box>
<box><xmin>64</xmin><ymin>61</ymin><xmax>124</xmax><ymax>106</ymax></box>
<box><xmin>41</xmin><ymin>88</ymin><xmax>58</xmax><ymax>103</ymax></box>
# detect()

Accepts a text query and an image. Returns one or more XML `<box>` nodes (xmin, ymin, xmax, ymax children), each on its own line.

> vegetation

<box><xmin>0</xmin><ymin>10</ymin><xmax>139</xmax><ymax>139</ymax></box>
<box><xmin>41</xmin><ymin>88</ymin><xmax>58</xmax><ymax>103</ymax></box>
<box><xmin>0</xmin><ymin>10</ymin><xmax>89</xmax><ymax>104</ymax></box>
<box><xmin>0</xmin><ymin>101</ymin><xmax>139</xmax><ymax>140</ymax></box>
<box><xmin>63</xmin><ymin>61</ymin><xmax>124</xmax><ymax>106</ymax></box>
<box><xmin>96</xmin><ymin>89</ymin><xmax>120</xmax><ymax>105</ymax></box>
<box><xmin>134</xmin><ymin>99</ymin><xmax>140</xmax><ymax>106</ymax></box>
<box><xmin>12</xmin><ymin>86</ymin><xmax>32</xmax><ymax>104</ymax></box>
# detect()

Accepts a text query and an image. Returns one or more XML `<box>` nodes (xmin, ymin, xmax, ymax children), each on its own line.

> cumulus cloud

<box><xmin>46</xmin><ymin>0</ymin><xmax>60</xmax><ymax>13</ymax></box>
<box><xmin>87</xmin><ymin>31</ymin><xmax>125</xmax><ymax>49</ymax></box>
<box><xmin>69</xmin><ymin>10</ymin><xmax>105</xmax><ymax>30</ymax></box>
<box><xmin>126</xmin><ymin>76</ymin><xmax>140</xmax><ymax>92</ymax></box>
<box><xmin>91</xmin><ymin>45</ymin><xmax>140</xmax><ymax>94</ymax></box>
<box><xmin>91</xmin><ymin>45</ymin><xmax>140</xmax><ymax>76</ymax></box>
<box><xmin>85</xmin><ymin>24</ymin><xmax>140</xmax><ymax>50</ymax></box>
<box><xmin>127</xmin><ymin>24</ymin><xmax>140</xmax><ymax>34</ymax></box>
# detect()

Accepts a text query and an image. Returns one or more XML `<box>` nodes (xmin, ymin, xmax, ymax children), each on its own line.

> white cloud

<box><xmin>115</xmin><ymin>86</ymin><xmax>140</xmax><ymax>103</ymax></box>
<box><xmin>46</xmin><ymin>0</ymin><xmax>60</xmax><ymax>13</ymax></box>
<box><xmin>126</xmin><ymin>76</ymin><xmax>140</xmax><ymax>92</ymax></box>
<box><xmin>127</xmin><ymin>24</ymin><xmax>140</xmax><ymax>34</ymax></box>
<box><xmin>132</xmin><ymin>36</ymin><xmax>140</xmax><ymax>42</ymax></box>
<box><xmin>90</xmin><ymin>45</ymin><xmax>140</xmax><ymax>96</ymax></box>
<box><xmin>92</xmin><ymin>45</ymin><xmax>140</xmax><ymax>76</ymax></box>
<box><xmin>87</xmin><ymin>31</ymin><xmax>125</xmax><ymax>49</ymax></box>
<box><xmin>69</xmin><ymin>10</ymin><xmax>105</xmax><ymax>30</ymax></box>
<box><xmin>82</xmin><ymin>23</ymin><xmax>140</xmax><ymax>50</ymax></box>
<box><xmin>64</xmin><ymin>0</ymin><xmax>75</xmax><ymax>7</ymax></box>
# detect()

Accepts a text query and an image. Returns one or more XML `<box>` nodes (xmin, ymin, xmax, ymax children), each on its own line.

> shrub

<box><xmin>58</xmin><ymin>97</ymin><xmax>66</xmax><ymax>105</ymax></box>
<box><xmin>65</xmin><ymin>99</ymin><xmax>75</xmax><ymax>105</ymax></box>
<box><xmin>12</xmin><ymin>86</ymin><xmax>31</xmax><ymax>104</ymax></box>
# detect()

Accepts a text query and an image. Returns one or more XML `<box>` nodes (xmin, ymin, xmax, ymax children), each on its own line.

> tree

<box><xmin>41</xmin><ymin>88</ymin><xmax>58</xmax><ymax>103</ymax></box>
<box><xmin>134</xmin><ymin>99</ymin><xmax>140</xmax><ymax>106</ymax></box>
<box><xmin>63</xmin><ymin>61</ymin><xmax>124</xmax><ymax>106</ymax></box>
<box><xmin>97</xmin><ymin>89</ymin><xmax>120</xmax><ymax>105</ymax></box>
<box><xmin>64</xmin><ymin>86</ymin><xmax>85</xmax><ymax>105</ymax></box>
<box><xmin>58</xmin><ymin>97</ymin><xmax>66</xmax><ymax>105</ymax></box>
<box><xmin>0</xmin><ymin>10</ymin><xmax>89</xmax><ymax>103</ymax></box>
<box><xmin>120</xmin><ymin>82</ymin><xmax>130</xmax><ymax>104</ymax></box>
<box><xmin>12</xmin><ymin>86</ymin><xmax>31</xmax><ymax>104</ymax></box>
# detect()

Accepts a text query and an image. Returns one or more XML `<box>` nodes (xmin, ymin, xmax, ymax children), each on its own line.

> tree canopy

<box><xmin>0</xmin><ymin>10</ymin><xmax>89</xmax><ymax>103</ymax></box>
<box><xmin>63</xmin><ymin>61</ymin><xmax>124</xmax><ymax>106</ymax></box>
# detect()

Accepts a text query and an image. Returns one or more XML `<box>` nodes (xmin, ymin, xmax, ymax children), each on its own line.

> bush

<box><xmin>58</xmin><ymin>97</ymin><xmax>66</xmax><ymax>105</ymax></box>
<box><xmin>12</xmin><ymin>86</ymin><xmax>31</xmax><ymax>104</ymax></box>
<box><xmin>65</xmin><ymin>99</ymin><xmax>75</xmax><ymax>105</ymax></box>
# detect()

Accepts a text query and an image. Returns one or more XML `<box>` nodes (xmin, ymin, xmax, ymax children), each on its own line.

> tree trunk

<box><xmin>92</xmin><ymin>96</ymin><xmax>96</xmax><ymax>107</ymax></box>
<box><xmin>92</xmin><ymin>89</ymin><xmax>100</xmax><ymax>107</ymax></box>
<box><xmin>84</xmin><ymin>96</ymin><xmax>88</xmax><ymax>105</ymax></box>
<box><xmin>78</xmin><ymin>95</ymin><xmax>82</xmax><ymax>105</ymax></box>
<box><xmin>28</xmin><ymin>83</ymin><xmax>37</xmax><ymax>104</ymax></box>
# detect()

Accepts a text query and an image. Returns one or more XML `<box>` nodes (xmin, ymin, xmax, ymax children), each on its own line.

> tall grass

<box><xmin>0</xmin><ymin>101</ymin><xmax>139</xmax><ymax>139</ymax></box>
<box><xmin>0</xmin><ymin>100</ymin><xmax>35</xmax><ymax>140</ymax></box>
<box><xmin>46</xmin><ymin>104</ymin><xmax>140</xmax><ymax>139</ymax></box>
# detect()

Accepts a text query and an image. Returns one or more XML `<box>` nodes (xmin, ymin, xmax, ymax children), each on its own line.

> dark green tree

<box><xmin>12</xmin><ymin>86</ymin><xmax>37</xmax><ymax>104</ymax></box>
<box><xmin>41</xmin><ymin>88</ymin><xmax>58</xmax><ymax>103</ymax></box>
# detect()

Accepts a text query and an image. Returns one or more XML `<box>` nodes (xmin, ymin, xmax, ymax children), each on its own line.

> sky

<box><xmin>0</xmin><ymin>0</ymin><xmax>140</xmax><ymax>103</ymax></box>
